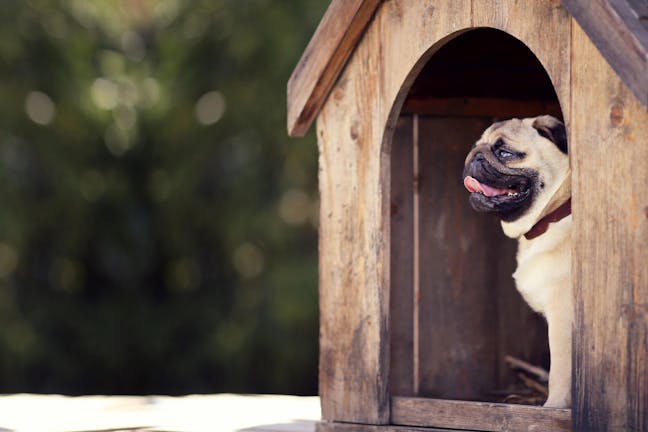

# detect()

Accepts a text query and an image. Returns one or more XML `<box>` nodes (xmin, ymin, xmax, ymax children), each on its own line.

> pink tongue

<box><xmin>463</xmin><ymin>176</ymin><xmax>514</xmax><ymax>197</ymax></box>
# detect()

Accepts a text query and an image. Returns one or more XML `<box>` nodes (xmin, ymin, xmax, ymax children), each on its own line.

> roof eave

<box><xmin>562</xmin><ymin>0</ymin><xmax>648</xmax><ymax>108</ymax></box>
<box><xmin>287</xmin><ymin>0</ymin><xmax>381</xmax><ymax>137</ymax></box>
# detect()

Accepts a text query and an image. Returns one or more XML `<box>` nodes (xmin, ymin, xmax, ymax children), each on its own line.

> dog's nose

<box><xmin>464</xmin><ymin>151</ymin><xmax>486</xmax><ymax>178</ymax></box>
<box><xmin>464</xmin><ymin>146</ymin><xmax>486</xmax><ymax>167</ymax></box>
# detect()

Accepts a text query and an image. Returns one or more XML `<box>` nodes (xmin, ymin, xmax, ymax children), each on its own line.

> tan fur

<box><xmin>474</xmin><ymin>116</ymin><xmax>572</xmax><ymax>408</ymax></box>
<box><xmin>514</xmin><ymin>215</ymin><xmax>572</xmax><ymax>407</ymax></box>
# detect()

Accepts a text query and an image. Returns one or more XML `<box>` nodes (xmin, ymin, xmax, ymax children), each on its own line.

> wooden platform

<box><xmin>0</xmin><ymin>394</ymin><xmax>320</xmax><ymax>432</ymax></box>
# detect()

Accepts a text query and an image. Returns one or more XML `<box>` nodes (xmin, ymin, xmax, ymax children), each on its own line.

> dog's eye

<box><xmin>497</xmin><ymin>149</ymin><xmax>515</xmax><ymax>160</ymax></box>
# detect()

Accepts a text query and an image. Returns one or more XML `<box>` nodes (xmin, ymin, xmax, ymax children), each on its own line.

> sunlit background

<box><xmin>0</xmin><ymin>0</ymin><xmax>327</xmax><ymax>395</ymax></box>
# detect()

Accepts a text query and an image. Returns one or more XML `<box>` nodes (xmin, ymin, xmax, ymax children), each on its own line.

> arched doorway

<box><xmin>389</xmin><ymin>28</ymin><xmax>563</xmax><ymax>403</ymax></box>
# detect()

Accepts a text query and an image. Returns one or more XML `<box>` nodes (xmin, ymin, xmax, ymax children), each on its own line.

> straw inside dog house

<box><xmin>287</xmin><ymin>1</ymin><xmax>648</xmax><ymax>431</ymax></box>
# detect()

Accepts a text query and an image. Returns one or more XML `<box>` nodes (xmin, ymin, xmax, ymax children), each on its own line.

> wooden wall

<box><xmin>314</xmin><ymin>0</ymin><xmax>647</xmax><ymax>429</ymax></box>
<box><xmin>316</xmin><ymin>0</ymin><xmax>571</xmax><ymax>424</ymax></box>
<box><xmin>571</xmin><ymin>21</ymin><xmax>648</xmax><ymax>432</ymax></box>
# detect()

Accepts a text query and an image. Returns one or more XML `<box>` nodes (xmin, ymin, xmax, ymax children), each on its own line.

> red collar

<box><xmin>524</xmin><ymin>198</ymin><xmax>572</xmax><ymax>240</ymax></box>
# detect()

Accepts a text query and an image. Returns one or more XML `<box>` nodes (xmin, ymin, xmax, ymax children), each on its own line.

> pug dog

<box><xmin>462</xmin><ymin>115</ymin><xmax>572</xmax><ymax>408</ymax></box>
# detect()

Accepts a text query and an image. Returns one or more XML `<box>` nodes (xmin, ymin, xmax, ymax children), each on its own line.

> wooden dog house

<box><xmin>287</xmin><ymin>1</ymin><xmax>647</xmax><ymax>431</ymax></box>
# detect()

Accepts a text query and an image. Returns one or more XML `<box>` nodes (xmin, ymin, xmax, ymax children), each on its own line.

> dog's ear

<box><xmin>532</xmin><ymin>115</ymin><xmax>567</xmax><ymax>154</ymax></box>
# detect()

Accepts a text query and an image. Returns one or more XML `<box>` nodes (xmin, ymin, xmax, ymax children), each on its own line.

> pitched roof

<box><xmin>286</xmin><ymin>0</ymin><xmax>380</xmax><ymax>137</ymax></box>
<box><xmin>562</xmin><ymin>0</ymin><xmax>647</xmax><ymax>107</ymax></box>
<box><xmin>287</xmin><ymin>0</ymin><xmax>647</xmax><ymax>137</ymax></box>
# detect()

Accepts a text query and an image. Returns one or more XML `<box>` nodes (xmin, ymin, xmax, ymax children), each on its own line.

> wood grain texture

<box><xmin>317</xmin><ymin>422</ymin><xmax>462</xmax><ymax>432</ymax></box>
<box><xmin>562</xmin><ymin>0</ymin><xmax>648</xmax><ymax>108</ymax></box>
<box><xmin>317</xmin><ymin>1</ymin><xmax>471</xmax><ymax>424</ymax></box>
<box><xmin>317</xmin><ymin>421</ymin><xmax>462</xmax><ymax>432</ymax></box>
<box><xmin>402</xmin><ymin>97</ymin><xmax>563</xmax><ymax>119</ymax></box>
<box><xmin>287</xmin><ymin>0</ymin><xmax>380</xmax><ymax>137</ymax></box>
<box><xmin>316</xmin><ymin>11</ymin><xmax>389</xmax><ymax>422</ymax></box>
<box><xmin>316</xmin><ymin>0</ymin><xmax>573</xmax><ymax>425</ymax></box>
<box><xmin>416</xmin><ymin>117</ymin><xmax>499</xmax><ymax>400</ymax></box>
<box><xmin>625</xmin><ymin>0</ymin><xmax>648</xmax><ymax>22</ymax></box>
<box><xmin>571</xmin><ymin>21</ymin><xmax>648</xmax><ymax>432</ymax></box>
<box><xmin>389</xmin><ymin>116</ymin><xmax>415</xmax><ymax>397</ymax></box>
<box><xmin>391</xmin><ymin>397</ymin><xmax>571</xmax><ymax>432</ymax></box>
<box><xmin>288</xmin><ymin>0</ymin><xmax>648</xmax><ymax>136</ymax></box>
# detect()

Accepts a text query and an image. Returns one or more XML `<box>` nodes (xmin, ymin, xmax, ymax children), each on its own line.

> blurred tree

<box><xmin>0</xmin><ymin>0</ymin><xmax>327</xmax><ymax>395</ymax></box>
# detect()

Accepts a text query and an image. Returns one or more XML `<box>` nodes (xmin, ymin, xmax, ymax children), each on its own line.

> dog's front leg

<box><xmin>543</xmin><ymin>294</ymin><xmax>573</xmax><ymax>408</ymax></box>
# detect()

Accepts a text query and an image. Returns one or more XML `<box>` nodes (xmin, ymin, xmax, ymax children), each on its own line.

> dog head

<box><xmin>462</xmin><ymin>115</ymin><xmax>570</xmax><ymax>238</ymax></box>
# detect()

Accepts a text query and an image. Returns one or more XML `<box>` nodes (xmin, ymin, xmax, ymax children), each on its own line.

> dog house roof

<box><xmin>287</xmin><ymin>0</ymin><xmax>648</xmax><ymax>137</ymax></box>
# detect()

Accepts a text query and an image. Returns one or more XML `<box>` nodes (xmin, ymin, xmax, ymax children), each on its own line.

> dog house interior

<box><xmin>389</xmin><ymin>28</ymin><xmax>562</xmax><ymax>403</ymax></box>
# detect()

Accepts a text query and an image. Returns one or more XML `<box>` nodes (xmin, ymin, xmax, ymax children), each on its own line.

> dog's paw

<box><xmin>543</xmin><ymin>395</ymin><xmax>571</xmax><ymax>409</ymax></box>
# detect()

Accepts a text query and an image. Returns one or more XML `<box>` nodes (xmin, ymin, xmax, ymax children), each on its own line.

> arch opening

<box><xmin>389</xmin><ymin>28</ymin><xmax>563</xmax><ymax>403</ymax></box>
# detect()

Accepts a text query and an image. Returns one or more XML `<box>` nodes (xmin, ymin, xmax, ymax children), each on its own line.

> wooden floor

<box><xmin>0</xmin><ymin>394</ymin><xmax>320</xmax><ymax>432</ymax></box>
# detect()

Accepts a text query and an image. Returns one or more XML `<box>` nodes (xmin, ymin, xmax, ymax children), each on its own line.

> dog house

<box><xmin>287</xmin><ymin>1</ymin><xmax>647</xmax><ymax>431</ymax></box>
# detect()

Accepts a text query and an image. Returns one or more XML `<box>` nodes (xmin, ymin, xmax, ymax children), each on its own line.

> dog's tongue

<box><xmin>464</xmin><ymin>176</ymin><xmax>513</xmax><ymax>197</ymax></box>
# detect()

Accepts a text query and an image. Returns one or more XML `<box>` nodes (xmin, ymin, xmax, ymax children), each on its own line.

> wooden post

<box><xmin>389</xmin><ymin>115</ymin><xmax>415</xmax><ymax>397</ymax></box>
<box><xmin>571</xmin><ymin>21</ymin><xmax>648</xmax><ymax>432</ymax></box>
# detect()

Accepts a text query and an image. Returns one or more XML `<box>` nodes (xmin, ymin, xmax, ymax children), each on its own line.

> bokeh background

<box><xmin>0</xmin><ymin>0</ymin><xmax>327</xmax><ymax>395</ymax></box>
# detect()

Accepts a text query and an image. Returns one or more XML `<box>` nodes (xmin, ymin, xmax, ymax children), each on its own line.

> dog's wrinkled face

<box><xmin>463</xmin><ymin>115</ymin><xmax>569</xmax><ymax>225</ymax></box>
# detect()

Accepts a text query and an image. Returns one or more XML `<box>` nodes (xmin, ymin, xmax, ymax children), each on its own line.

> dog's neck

<box><xmin>524</xmin><ymin>198</ymin><xmax>571</xmax><ymax>240</ymax></box>
<box><xmin>501</xmin><ymin>169</ymin><xmax>571</xmax><ymax>239</ymax></box>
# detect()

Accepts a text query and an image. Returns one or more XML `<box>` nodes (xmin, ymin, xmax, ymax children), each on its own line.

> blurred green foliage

<box><xmin>0</xmin><ymin>0</ymin><xmax>327</xmax><ymax>395</ymax></box>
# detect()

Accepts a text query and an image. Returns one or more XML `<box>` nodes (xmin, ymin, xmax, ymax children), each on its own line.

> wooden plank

<box><xmin>391</xmin><ymin>397</ymin><xmax>572</xmax><ymax>432</ymax></box>
<box><xmin>402</xmin><ymin>97</ymin><xmax>563</xmax><ymax>119</ymax></box>
<box><xmin>317</xmin><ymin>422</ymin><xmax>464</xmax><ymax>432</ymax></box>
<box><xmin>389</xmin><ymin>115</ymin><xmax>415</xmax><ymax>397</ymax></box>
<box><xmin>570</xmin><ymin>21</ymin><xmax>648</xmax><ymax>432</ymax></box>
<box><xmin>316</xmin><ymin>13</ymin><xmax>389</xmax><ymax>422</ymax></box>
<box><xmin>609</xmin><ymin>0</ymin><xmax>648</xmax><ymax>35</ymax></box>
<box><xmin>416</xmin><ymin>117</ymin><xmax>500</xmax><ymax>400</ymax></box>
<box><xmin>625</xmin><ymin>0</ymin><xmax>648</xmax><ymax>21</ymax></box>
<box><xmin>287</xmin><ymin>0</ymin><xmax>380</xmax><ymax>137</ymax></box>
<box><xmin>316</xmin><ymin>1</ymin><xmax>472</xmax><ymax>424</ymax></box>
<box><xmin>562</xmin><ymin>0</ymin><xmax>648</xmax><ymax>108</ymax></box>
<box><xmin>411</xmin><ymin>114</ymin><xmax>420</xmax><ymax>395</ymax></box>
